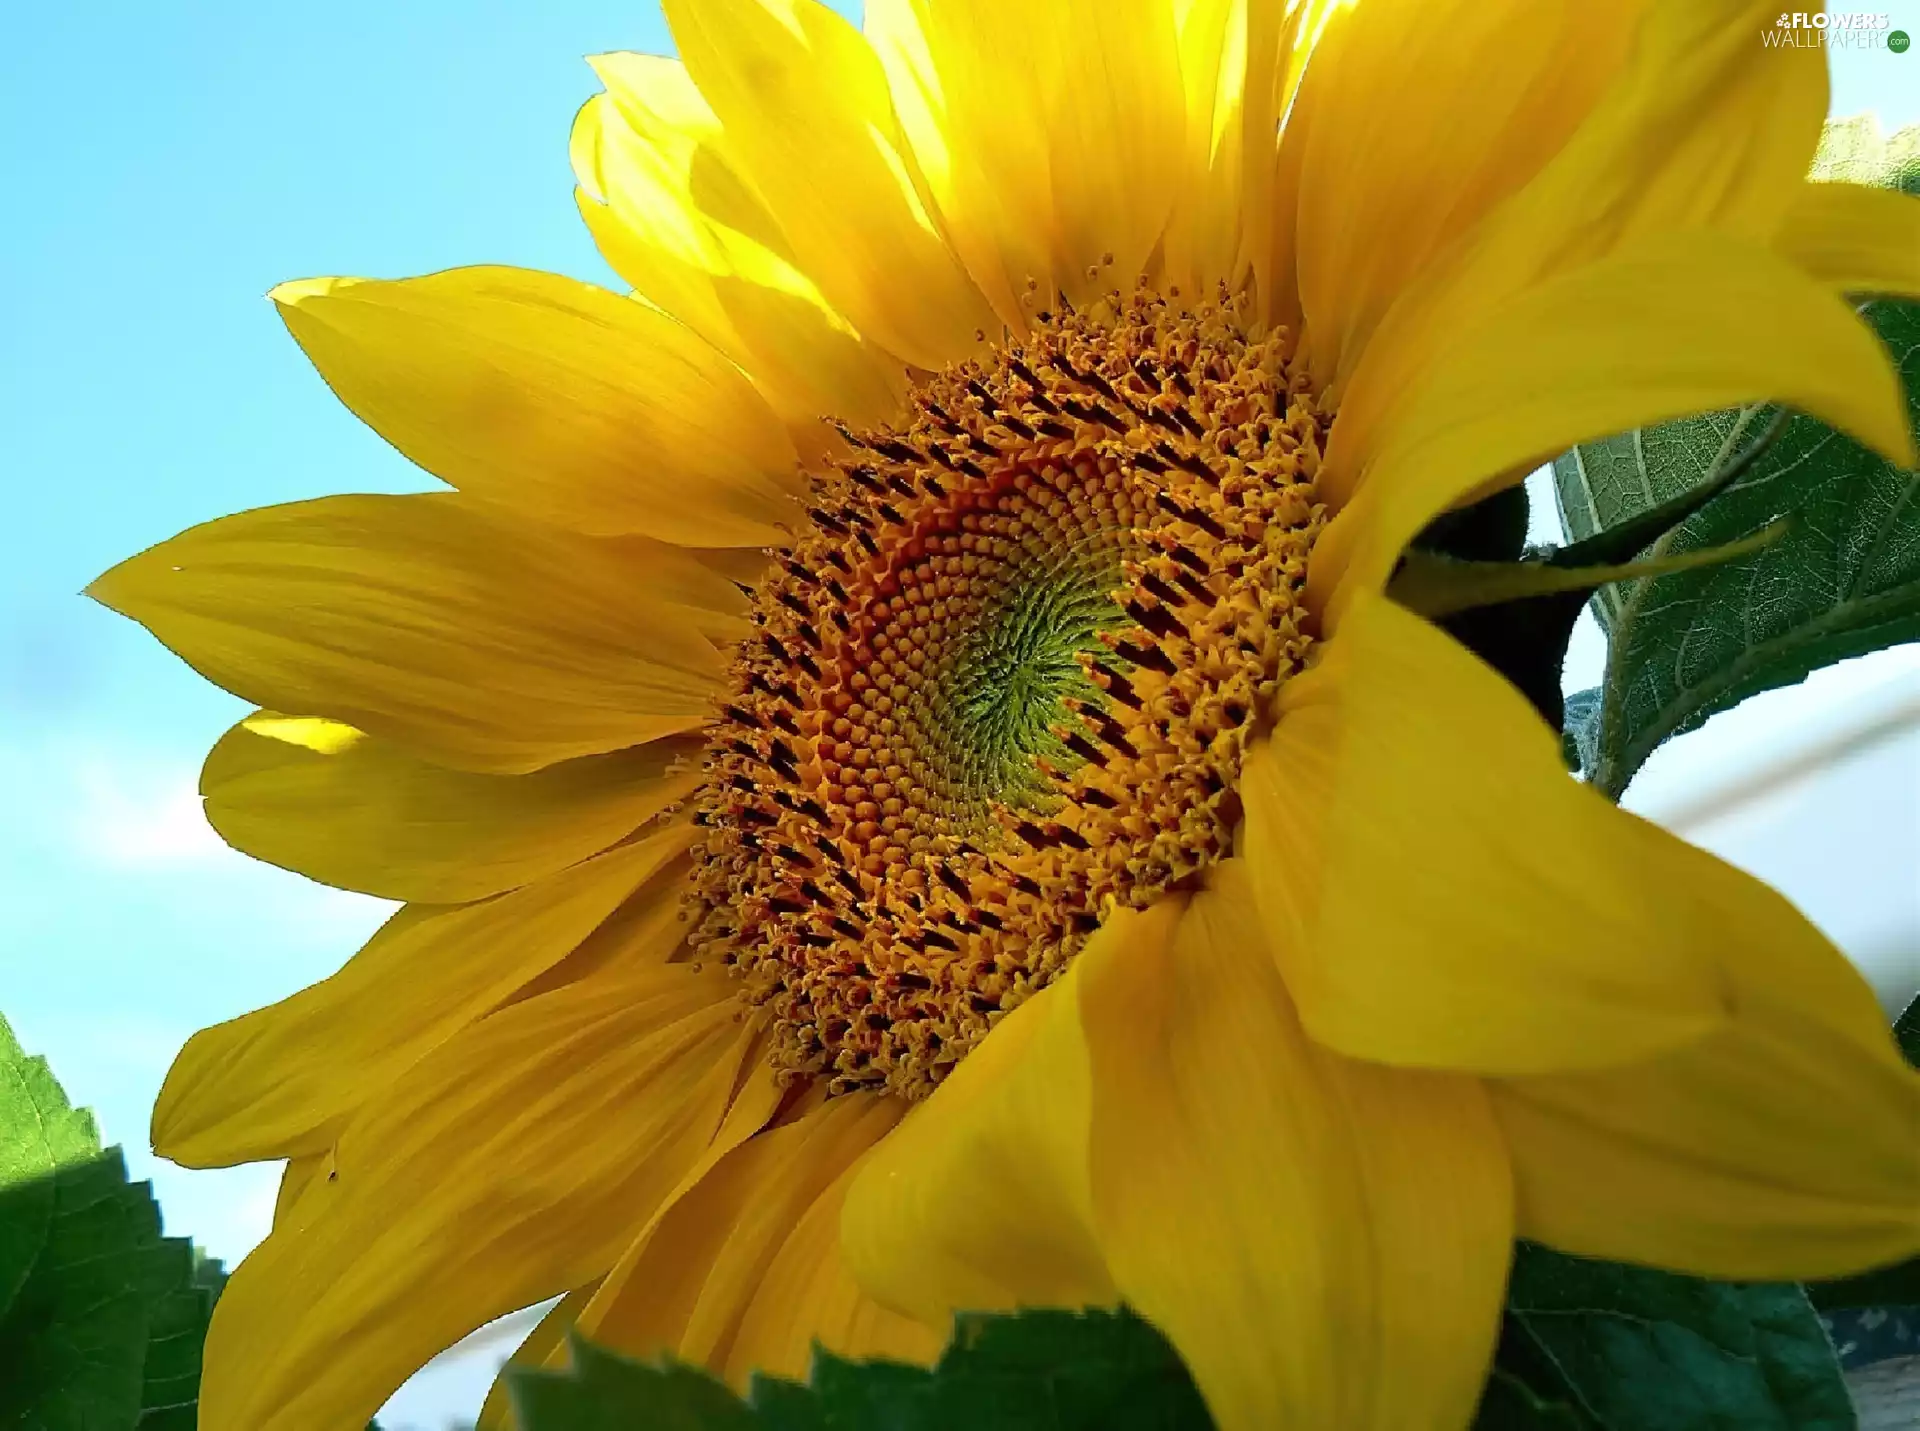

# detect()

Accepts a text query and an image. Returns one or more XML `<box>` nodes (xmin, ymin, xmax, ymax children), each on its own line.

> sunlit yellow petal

<box><xmin>480</xmin><ymin>1055</ymin><xmax>788</xmax><ymax>1422</ymax></box>
<box><xmin>864</xmin><ymin>0</ymin><xmax>1038</xmax><ymax>332</ymax></box>
<box><xmin>1076</xmin><ymin>867</ymin><xmax>1511</xmax><ymax>1431</ymax></box>
<box><xmin>869</xmin><ymin>0</ymin><xmax>1183</xmax><ymax>310</ymax></box>
<box><xmin>497</xmin><ymin>864</ymin><xmax>702</xmax><ymax>1009</ymax></box>
<box><xmin>1493</xmin><ymin>925</ymin><xmax>1920</xmax><ymax>1281</ymax></box>
<box><xmin>1164</xmin><ymin>0</ymin><xmax>1326</xmax><ymax>301</ymax></box>
<box><xmin>1030</xmin><ymin>0</ymin><xmax>1185</xmax><ymax>301</ymax></box>
<box><xmin>1777</xmin><ymin>180</ymin><xmax>1920</xmax><ymax>298</ymax></box>
<box><xmin>272</xmin><ymin>1153</ymin><xmax>328</xmax><ymax>1231</ymax></box>
<box><xmin>152</xmin><ymin>826</ymin><xmax>693</xmax><ymax>1168</ymax></box>
<box><xmin>1312</xmin><ymin>232</ymin><xmax>1916</xmax><ymax>628</ymax></box>
<box><xmin>198</xmin><ymin>963</ymin><xmax>753</xmax><ymax>1431</ymax></box>
<box><xmin>726</xmin><ymin>1143</ymin><xmax>946</xmax><ymax>1383</ymax></box>
<box><xmin>1281</xmin><ymin>0</ymin><xmax>1635</xmax><ymax>386</ymax></box>
<box><xmin>1329</xmin><ymin>0</ymin><xmax>1828</xmax><ymax>467</ymax></box>
<box><xmin>475</xmin><ymin>1285</ymin><xmax>599</xmax><ymax>1431</ymax></box>
<box><xmin>575</xmin><ymin>1092</ymin><xmax>907</xmax><ymax>1382</ymax></box>
<box><xmin>201</xmin><ymin>712</ymin><xmax>703</xmax><ymax>903</ymax></box>
<box><xmin>1243</xmin><ymin>593</ymin><xmax>1734</xmax><ymax>1075</ymax></box>
<box><xmin>88</xmin><ymin>493</ymin><xmax>726</xmax><ymax>774</ymax></box>
<box><xmin>664</xmin><ymin>0</ymin><xmax>992</xmax><ymax>370</ymax></box>
<box><xmin>841</xmin><ymin>942</ymin><xmax>1117</xmax><ymax>1323</ymax></box>
<box><xmin>571</xmin><ymin>58</ymin><xmax>907</xmax><ymax>431</ymax></box>
<box><xmin>272</xmin><ymin>267</ymin><xmax>802</xmax><ymax>546</ymax></box>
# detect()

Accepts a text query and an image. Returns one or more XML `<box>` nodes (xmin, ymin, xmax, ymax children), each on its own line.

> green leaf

<box><xmin>1472</xmin><ymin>1366</ymin><xmax>1592</xmax><ymax>1430</ymax></box>
<box><xmin>1551</xmin><ymin>296</ymin><xmax>1920</xmax><ymax>799</ymax></box>
<box><xmin>1809</xmin><ymin>115</ymin><xmax>1920</xmax><ymax>193</ymax></box>
<box><xmin>1562</xmin><ymin>686</ymin><xmax>1602</xmax><ymax>776</ymax></box>
<box><xmin>1895</xmin><ymin>990</ymin><xmax>1920</xmax><ymax>1069</ymax></box>
<box><xmin>1551</xmin><ymin>119</ymin><xmax>1920</xmax><ymax>800</ymax></box>
<box><xmin>1806</xmin><ymin>1261</ymin><xmax>1920</xmax><ymax>1314</ymax></box>
<box><xmin>511</xmin><ymin>1338</ymin><xmax>758</xmax><ymax>1430</ymax></box>
<box><xmin>0</xmin><ymin>1016</ymin><xmax>101</xmax><ymax>1314</ymax></box>
<box><xmin>512</xmin><ymin>1308</ymin><xmax>1215</xmax><ymax>1431</ymax></box>
<box><xmin>1491</xmin><ymin>1245</ymin><xmax>1856</xmax><ymax>1431</ymax></box>
<box><xmin>134</xmin><ymin>1246</ymin><xmax>223</xmax><ymax>1430</ymax></box>
<box><xmin>0</xmin><ymin>1013</ymin><xmax>221</xmax><ymax>1431</ymax></box>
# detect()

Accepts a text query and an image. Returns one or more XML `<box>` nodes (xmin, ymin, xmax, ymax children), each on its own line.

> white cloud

<box><xmin>69</xmin><ymin>754</ymin><xmax>229</xmax><ymax>866</ymax></box>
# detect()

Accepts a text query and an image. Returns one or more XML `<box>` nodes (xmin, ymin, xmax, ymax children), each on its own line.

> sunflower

<box><xmin>91</xmin><ymin>0</ymin><xmax>1920</xmax><ymax>1427</ymax></box>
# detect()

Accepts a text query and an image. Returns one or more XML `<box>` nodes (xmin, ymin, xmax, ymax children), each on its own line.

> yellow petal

<box><xmin>481</xmin><ymin>1058</ymin><xmax>785</xmax><ymax>1423</ymax></box>
<box><xmin>272</xmin><ymin>267</ymin><xmax>801</xmax><ymax>546</ymax></box>
<box><xmin>1030</xmin><ymin>0</ymin><xmax>1185</xmax><ymax>302</ymax></box>
<box><xmin>1251</xmin><ymin>0</ymin><xmax>1346</xmax><ymax>329</ymax></box>
<box><xmin>152</xmin><ymin>825</ymin><xmax>692</xmax><ymax>1167</ymax></box>
<box><xmin>1243</xmin><ymin>593</ymin><xmax>1741</xmax><ymax>1075</ymax></box>
<box><xmin>1162</xmin><ymin>0</ymin><xmax>1323</xmax><ymax>301</ymax></box>
<box><xmin>1480</xmin><ymin>0</ymin><xmax>1827</xmax><ymax>253</ymax></box>
<box><xmin>500</xmin><ymin>856</ymin><xmax>704</xmax><ymax>1008</ymax></box>
<box><xmin>864</xmin><ymin>0</ymin><xmax>1041</xmax><ymax>331</ymax></box>
<box><xmin>576</xmin><ymin>1092</ymin><xmax>909</xmax><ymax>1383</ymax></box>
<box><xmin>572</xmin><ymin>60</ymin><xmax>907</xmax><ymax>431</ymax></box>
<box><xmin>1326</xmin><ymin>0</ymin><xmax>1828</xmax><ymax>476</ymax></box>
<box><xmin>201</xmin><ymin>712</ymin><xmax>703</xmax><ymax>903</ymax></box>
<box><xmin>1280</xmin><ymin>0</ymin><xmax>1634</xmax><ymax>386</ymax></box>
<box><xmin>89</xmin><ymin>493</ymin><xmax>725</xmax><ymax>775</ymax></box>
<box><xmin>475</xmin><ymin>1284</ymin><xmax>599</xmax><ymax>1431</ymax></box>
<box><xmin>272</xmin><ymin>1153</ymin><xmax>328</xmax><ymax>1230</ymax></box>
<box><xmin>1777</xmin><ymin>180</ymin><xmax>1920</xmax><ymax>298</ymax></box>
<box><xmin>196</xmin><ymin>963</ymin><xmax>750</xmax><ymax>1431</ymax></box>
<box><xmin>1492</xmin><ymin>922</ymin><xmax>1920</xmax><ymax>1281</ymax></box>
<box><xmin>1311</xmin><ymin>232</ymin><xmax>1917</xmax><ymax>629</ymax></box>
<box><xmin>1077</xmin><ymin>865</ymin><xmax>1511</xmax><ymax>1431</ymax></box>
<box><xmin>726</xmin><ymin>1140</ymin><xmax>947</xmax><ymax>1384</ymax></box>
<box><xmin>841</xmin><ymin>940</ymin><xmax>1118</xmax><ymax>1323</ymax></box>
<box><xmin>869</xmin><ymin>0</ymin><xmax>1184</xmax><ymax>311</ymax></box>
<box><xmin>663</xmin><ymin>0</ymin><xmax>992</xmax><ymax>371</ymax></box>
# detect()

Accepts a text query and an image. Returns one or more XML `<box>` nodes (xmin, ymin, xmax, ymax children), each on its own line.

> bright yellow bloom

<box><xmin>90</xmin><ymin>1</ymin><xmax>1920</xmax><ymax>1428</ymax></box>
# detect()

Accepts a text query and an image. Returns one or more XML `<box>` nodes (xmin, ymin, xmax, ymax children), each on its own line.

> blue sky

<box><xmin>3</xmin><ymin>7</ymin><xmax>1918</xmax><ymax>1427</ymax></box>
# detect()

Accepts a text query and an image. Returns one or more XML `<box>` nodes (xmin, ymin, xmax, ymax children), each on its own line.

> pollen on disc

<box><xmin>686</xmin><ymin>285</ymin><xmax>1328</xmax><ymax>1100</ymax></box>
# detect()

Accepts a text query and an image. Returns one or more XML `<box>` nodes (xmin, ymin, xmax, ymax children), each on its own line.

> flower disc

<box><xmin>690</xmin><ymin>286</ymin><xmax>1329</xmax><ymax>1097</ymax></box>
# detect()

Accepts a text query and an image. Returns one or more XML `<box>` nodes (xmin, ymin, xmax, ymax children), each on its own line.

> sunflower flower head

<box><xmin>86</xmin><ymin>1</ymin><xmax>1920</xmax><ymax>1428</ymax></box>
<box><xmin>697</xmin><ymin>287</ymin><xmax>1325</xmax><ymax>1096</ymax></box>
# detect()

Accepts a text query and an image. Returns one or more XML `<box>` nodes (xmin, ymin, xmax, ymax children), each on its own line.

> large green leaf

<box><xmin>516</xmin><ymin>1284</ymin><xmax>1863</xmax><ymax>1431</ymax></box>
<box><xmin>1896</xmin><ymin>990</ymin><xmax>1920</xmax><ymax>1068</ymax></box>
<box><xmin>511</xmin><ymin>1308</ymin><xmax>1215</xmax><ymax>1431</ymax></box>
<box><xmin>1809</xmin><ymin>114</ymin><xmax>1920</xmax><ymax>191</ymax></box>
<box><xmin>1472</xmin><ymin>1368</ymin><xmax>1590</xmax><ymax>1430</ymax></box>
<box><xmin>0</xmin><ymin>1014</ymin><xmax>221</xmax><ymax>1430</ymax></box>
<box><xmin>1552</xmin><ymin>120</ymin><xmax>1920</xmax><ymax>797</ymax></box>
<box><xmin>0</xmin><ymin>1017</ymin><xmax>99</xmax><ymax>1317</ymax></box>
<box><xmin>1553</xmin><ymin>298</ymin><xmax>1920</xmax><ymax>797</ymax></box>
<box><xmin>1490</xmin><ymin>1245</ymin><xmax>1855</xmax><ymax>1431</ymax></box>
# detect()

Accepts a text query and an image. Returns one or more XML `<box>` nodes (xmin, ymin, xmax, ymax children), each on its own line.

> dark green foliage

<box><xmin>0</xmin><ymin>1016</ymin><xmax>221</xmax><ymax>1431</ymax></box>
<box><xmin>1553</xmin><ymin>299</ymin><xmax>1920</xmax><ymax>798</ymax></box>
<box><xmin>1484</xmin><ymin>1245</ymin><xmax>1856</xmax><ymax>1431</ymax></box>
<box><xmin>515</xmin><ymin>1282</ymin><xmax>1865</xmax><ymax>1431</ymax></box>
<box><xmin>512</xmin><ymin>1308</ymin><xmax>1213</xmax><ymax>1431</ymax></box>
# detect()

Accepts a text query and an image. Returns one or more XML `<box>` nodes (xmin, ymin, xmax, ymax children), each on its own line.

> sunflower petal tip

<box><xmin>582</xmin><ymin>51</ymin><xmax>639</xmax><ymax>89</ymax></box>
<box><xmin>148</xmin><ymin>1079</ymin><xmax>196</xmax><ymax>1164</ymax></box>
<box><xmin>82</xmin><ymin>556</ymin><xmax>138</xmax><ymax>613</ymax></box>
<box><xmin>1894</xmin><ymin>428</ymin><xmax>1920</xmax><ymax>473</ymax></box>
<box><xmin>268</xmin><ymin>276</ymin><xmax>356</xmax><ymax>313</ymax></box>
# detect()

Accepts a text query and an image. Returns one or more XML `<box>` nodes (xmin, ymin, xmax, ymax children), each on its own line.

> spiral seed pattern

<box><xmin>688</xmin><ymin>286</ymin><xmax>1328</xmax><ymax>1098</ymax></box>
